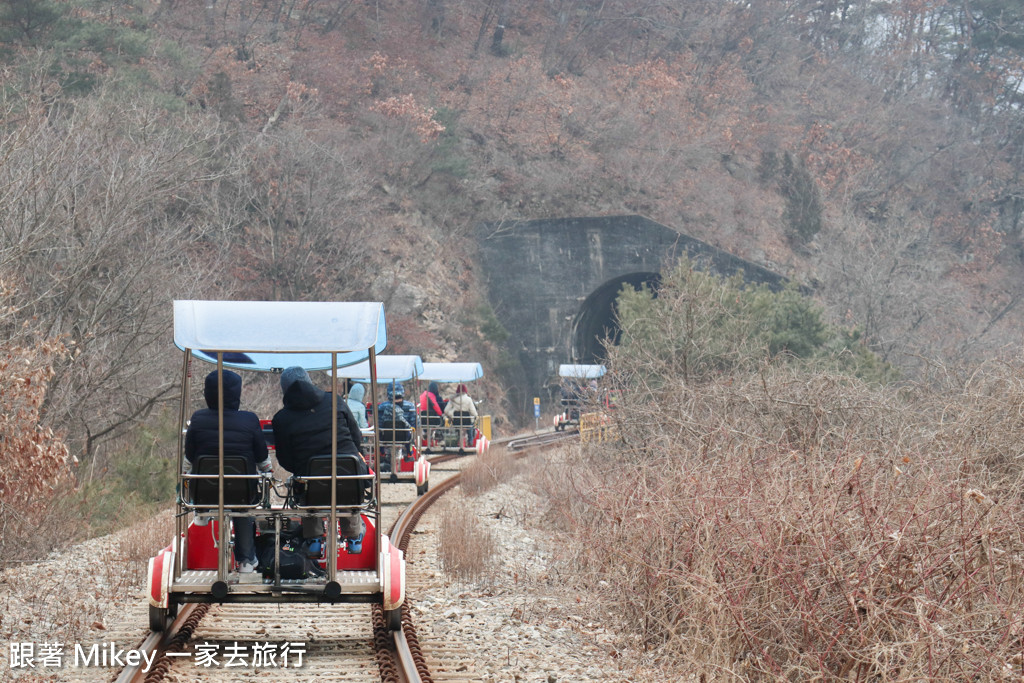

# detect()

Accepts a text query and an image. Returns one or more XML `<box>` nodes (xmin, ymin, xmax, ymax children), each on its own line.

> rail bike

<box><xmin>331</xmin><ymin>354</ymin><xmax>430</xmax><ymax>495</ymax></box>
<box><xmin>417</xmin><ymin>361</ymin><xmax>490</xmax><ymax>455</ymax></box>
<box><xmin>147</xmin><ymin>300</ymin><xmax>406</xmax><ymax>634</ymax></box>
<box><xmin>554</xmin><ymin>363</ymin><xmax>606</xmax><ymax>432</ymax></box>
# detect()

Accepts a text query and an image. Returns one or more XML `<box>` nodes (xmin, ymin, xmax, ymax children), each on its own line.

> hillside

<box><xmin>2</xmin><ymin>0</ymin><xmax>1024</xmax><ymax>556</ymax></box>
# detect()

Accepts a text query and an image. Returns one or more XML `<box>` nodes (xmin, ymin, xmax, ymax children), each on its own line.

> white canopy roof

<box><xmin>559</xmin><ymin>364</ymin><xmax>606</xmax><ymax>379</ymax></box>
<box><xmin>174</xmin><ymin>300</ymin><xmax>387</xmax><ymax>371</ymax></box>
<box><xmin>330</xmin><ymin>355</ymin><xmax>423</xmax><ymax>382</ymax></box>
<box><xmin>419</xmin><ymin>362</ymin><xmax>484</xmax><ymax>383</ymax></box>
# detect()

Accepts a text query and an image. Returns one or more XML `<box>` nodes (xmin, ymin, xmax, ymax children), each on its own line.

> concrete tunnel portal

<box><xmin>571</xmin><ymin>272</ymin><xmax>661</xmax><ymax>364</ymax></box>
<box><xmin>475</xmin><ymin>215</ymin><xmax>789</xmax><ymax>421</ymax></box>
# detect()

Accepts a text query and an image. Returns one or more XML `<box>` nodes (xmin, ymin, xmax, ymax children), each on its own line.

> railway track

<box><xmin>115</xmin><ymin>431</ymin><xmax>575</xmax><ymax>683</ymax></box>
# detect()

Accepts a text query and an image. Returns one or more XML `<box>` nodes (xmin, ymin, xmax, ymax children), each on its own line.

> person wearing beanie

<box><xmin>443</xmin><ymin>382</ymin><xmax>479</xmax><ymax>450</ymax></box>
<box><xmin>377</xmin><ymin>381</ymin><xmax>418</xmax><ymax>429</ymax></box>
<box><xmin>184</xmin><ymin>369</ymin><xmax>271</xmax><ymax>573</ymax></box>
<box><xmin>443</xmin><ymin>383</ymin><xmax>478</xmax><ymax>420</ymax></box>
<box><xmin>280</xmin><ymin>365</ymin><xmax>312</xmax><ymax>394</ymax></box>
<box><xmin>272</xmin><ymin>366</ymin><xmax>368</xmax><ymax>553</ymax></box>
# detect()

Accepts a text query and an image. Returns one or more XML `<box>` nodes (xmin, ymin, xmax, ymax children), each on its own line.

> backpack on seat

<box><xmin>255</xmin><ymin>522</ymin><xmax>324</xmax><ymax>580</ymax></box>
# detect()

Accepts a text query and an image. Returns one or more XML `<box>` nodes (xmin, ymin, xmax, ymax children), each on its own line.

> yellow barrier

<box><xmin>580</xmin><ymin>412</ymin><xmax>618</xmax><ymax>443</ymax></box>
<box><xmin>480</xmin><ymin>415</ymin><xmax>492</xmax><ymax>440</ymax></box>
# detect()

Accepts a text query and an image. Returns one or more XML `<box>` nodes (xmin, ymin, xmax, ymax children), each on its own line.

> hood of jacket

<box><xmin>282</xmin><ymin>376</ymin><xmax>326</xmax><ymax>410</ymax></box>
<box><xmin>204</xmin><ymin>370</ymin><xmax>242</xmax><ymax>411</ymax></box>
<box><xmin>348</xmin><ymin>383</ymin><xmax>365</xmax><ymax>403</ymax></box>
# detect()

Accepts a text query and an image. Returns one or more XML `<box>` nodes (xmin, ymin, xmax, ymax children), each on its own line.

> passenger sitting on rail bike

<box><xmin>183</xmin><ymin>369</ymin><xmax>271</xmax><ymax>574</ymax></box>
<box><xmin>377</xmin><ymin>382</ymin><xmax>414</xmax><ymax>471</ymax></box>
<box><xmin>272</xmin><ymin>366</ymin><xmax>369</xmax><ymax>556</ymax></box>
<box><xmin>443</xmin><ymin>383</ymin><xmax>479</xmax><ymax>448</ymax></box>
<box><xmin>418</xmin><ymin>381</ymin><xmax>446</xmax><ymax>448</ymax></box>
<box><xmin>345</xmin><ymin>382</ymin><xmax>369</xmax><ymax>430</ymax></box>
<box><xmin>559</xmin><ymin>380</ymin><xmax>583</xmax><ymax>422</ymax></box>
<box><xmin>390</xmin><ymin>381</ymin><xmax>418</xmax><ymax>429</ymax></box>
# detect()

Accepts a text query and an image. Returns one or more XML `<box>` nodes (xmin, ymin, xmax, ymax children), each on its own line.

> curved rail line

<box><xmin>506</xmin><ymin>429</ymin><xmax>578</xmax><ymax>452</ymax></box>
<box><xmin>115</xmin><ymin>434</ymin><xmax>574</xmax><ymax>683</ymax></box>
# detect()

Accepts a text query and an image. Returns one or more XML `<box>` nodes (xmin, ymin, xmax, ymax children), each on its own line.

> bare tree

<box><xmin>0</xmin><ymin>70</ymin><xmax>233</xmax><ymax>459</ymax></box>
<box><xmin>812</xmin><ymin>208</ymin><xmax>960</xmax><ymax>369</ymax></box>
<box><xmin>209</xmin><ymin>124</ymin><xmax>377</xmax><ymax>301</ymax></box>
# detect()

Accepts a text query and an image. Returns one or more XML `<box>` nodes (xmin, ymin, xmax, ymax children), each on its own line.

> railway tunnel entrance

<box><xmin>571</xmin><ymin>272</ymin><xmax>661</xmax><ymax>364</ymax></box>
<box><xmin>474</xmin><ymin>215</ymin><xmax>788</xmax><ymax>423</ymax></box>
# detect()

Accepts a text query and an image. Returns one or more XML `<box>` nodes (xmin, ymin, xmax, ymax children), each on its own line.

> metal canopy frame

<box><xmin>173</xmin><ymin>300</ymin><xmax>387</xmax><ymax>590</ymax></box>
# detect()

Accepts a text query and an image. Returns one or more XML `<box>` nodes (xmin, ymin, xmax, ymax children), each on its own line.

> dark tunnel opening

<box><xmin>571</xmin><ymin>272</ymin><xmax>661</xmax><ymax>363</ymax></box>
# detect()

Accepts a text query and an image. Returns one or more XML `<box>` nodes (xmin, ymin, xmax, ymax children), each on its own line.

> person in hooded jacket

<box><xmin>272</xmin><ymin>366</ymin><xmax>368</xmax><ymax>553</ymax></box>
<box><xmin>417</xmin><ymin>381</ymin><xmax>446</xmax><ymax>448</ymax></box>
<box><xmin>346</xmin><ymin>382</ymin><xmax>369</xmax><ymax>430</ymax></box>
<box><xmin>418</xmin><ymin>381</ymin><xmax>446</xmax><ymax>419</ymax></box>
<box><xmin>184</xmin><ymin>369</ymin><xmax>270</xmax><ymax>573</ymax></box>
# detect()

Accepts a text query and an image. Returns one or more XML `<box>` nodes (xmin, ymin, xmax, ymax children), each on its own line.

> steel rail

<box><xmin>115</xmin><ymin>434</ymin><xmax>565</xmax><ymax>683</ymax></box>
<box><xmin>385</xmin><ymin>431</ymin><xmax>575</xmax><ymax>682</ymax></box>
<box><xmin>506</xmin><ymin>429</ymin><xmax>578</xmax><ymax>452</ymax></box>
<box><xmin>115</xmin><ymin>603</ymin><xmax>204</xmax><ymax>683</ymax></box>
<box><xmin>386</xmin><ymin>462</ymin><xmax>464</xmax><ymax>683</ymax></box>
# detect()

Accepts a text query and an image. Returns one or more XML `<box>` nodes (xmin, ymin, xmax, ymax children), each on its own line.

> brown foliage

<box><xmin>0</xmin><ymin>316</ymin><xmax>78</xmax><ymax>565</ymax></box>
<box><xmin>0</xmin><ymin>336</ymin><xmax>72</xmax><ymax>511</ymax></box>
<box><xmin>538</xmin><ymin>362</ymin><xmax>1024</xmax><ymax>679</ymax></box>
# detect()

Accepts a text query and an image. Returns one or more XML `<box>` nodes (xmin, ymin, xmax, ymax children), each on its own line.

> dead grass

<box><xmin>459</xmin><ymin>445</ymin><xmax>523</xmax><ymax>496</ymax></box>
<box><xmin>114</xmin><ymin>509</ymin><xmax>177</xmax><ymax>587</ymax></box>
<box><xmin>437</xmin><ymin>495</ymin><xmax>497</xmax><ymax>582</ymax></box>
<box><xmin>537</xmin><ymin>361</ymin><xmax>1024</xmax><ymax>680</ymax></box>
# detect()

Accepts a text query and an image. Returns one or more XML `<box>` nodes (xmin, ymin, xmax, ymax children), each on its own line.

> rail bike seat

<box><xmin>292</xmin><ymin>453</ymin><xmax>369</xmax><ymax>509</ymax></box>
<box><xmin>186</xmin><ymin>454</ymin><xmax>262</xmax><ymax>509</ymax></box>
<box><xmin>418</xmin><ymin>413</ymin><xmax>444</xmax><ymax>428</ymax></box>
<box><xmin>449</xmin><ymin>412</ymin><xmax>476</xmax><ymax>428</ymax></box>
<box><xmin>260</xmin><ymin>423</ymin><xmax>275</xmax><ymax>447</ymax></box>
<box><xmin>377</xmin><ymin>420</ymin><xmax>413</xmax><ymax>445</ymax></box>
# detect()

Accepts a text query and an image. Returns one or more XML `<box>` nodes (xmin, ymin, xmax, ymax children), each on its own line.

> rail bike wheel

<box><xmin>385</xmin><ymin>607</ymin><xmax>402</xmax><ymax>631</ymax></box>
<box><xmin>149</xmin><ymin>599</ymin><xmax>178</xmax><ymax>632</ymax></box>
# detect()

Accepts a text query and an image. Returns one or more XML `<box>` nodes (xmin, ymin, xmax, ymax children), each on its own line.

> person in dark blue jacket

<box><xmin>378</xmin><ymin>382</ymin><xmax>417</xmax><ymax>430</ymax></box>
<box><xmin>184</xmin><ymin>369</ymin><xmax>270</xmax><ymax>573</ymax></box>
<box><xmin>272</xmin><ymin>366</ymin><xmax>368</xmax><ymax>553</ymax></box>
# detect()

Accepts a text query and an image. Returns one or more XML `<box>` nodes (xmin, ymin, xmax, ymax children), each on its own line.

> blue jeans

<box><xmin>233</xmin><ymin>517</ymin><xmax>257</xmax><ymax>564</ymax></box>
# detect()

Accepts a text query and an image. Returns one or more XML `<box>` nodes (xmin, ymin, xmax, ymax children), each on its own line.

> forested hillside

<box><xmin>2</xmin><ymin>0</ymin><xmax>1023</xmax><ymax>555</ymax></box>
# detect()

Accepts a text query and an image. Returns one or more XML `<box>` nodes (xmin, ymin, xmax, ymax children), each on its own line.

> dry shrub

<box><xmin>542</xmin><ymin>362</ymin><xmax>1024</xmax><ymax>680</ymax></box>
<box><xmin>119</xmin><ymin>509</ymin><xmax>177</xmax><ymax>562</ymax></box>
<box><xmin>114</xmin><ymin>509</ymin><xmax>177</xmax><ymax>587</ymax></box>
<box><xmin>459</xmin><ymin>445</ymin><xmax>522</xmax><ymax>496</ymax></box>
<box><xmin>437</xmin><ymin>495</ymin><xmax>497</xmax><ymax>582</ymax></box>
<box><xmin>925</xmin><ymin>359</ymin><xmax>1024</xmax><ymax>478</ymax></box>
